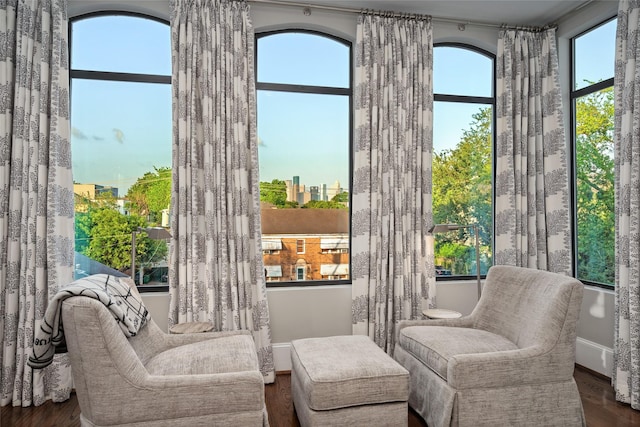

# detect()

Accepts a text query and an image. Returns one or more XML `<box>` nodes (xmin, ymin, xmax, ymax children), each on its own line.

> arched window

<box><xmin>70</xmin><ymin>14</ymin><xmax>171</xmax><ymax>290</ymax></box>
<box><xmin>432</xmin><ymin>44</ymin><xmax>494</xmax><ymax>278</ymax></box>
<box><xmin>256</xmin><ymin>30</ymin><xmax>352</xmax><ymax>286</ymax></box>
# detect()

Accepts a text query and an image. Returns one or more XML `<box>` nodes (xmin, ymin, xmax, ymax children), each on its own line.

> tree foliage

<box><xmin>83</xmin><ymin>208</ymin><xmax>148</xmax><ymax>271</ymax></box>
<box><xmin>260</xmin><ymin>179</ymin><xmax>289</xmax><ymax>207</ymax></box>
<box><xmin>575</xmin><ymin>87</ymin><xmax>614</xmax><ymax>284</ymax></box>
<box><xmin>302</xmin><ymin>199</ymin><xmax>347</xmax><ymax>209</ymax></box>
<box><xmin>78</xmin><ymin>207</ymin><xmax>168</xmax><ymax>272</ymax></box>
<box><xmin>125</xmin><ymin>167</ymin><xmax>171</xmax><ymax>223</ymax></box>
<box><xmin>332</xmin><ymin>191</ymin><xmax>349</xmax><ymax>203</ymax></box>
<box><xmin>432</xmin><ymin>107</ymin><xmax>493</xmax><ymax>274</ymax></box>
<box><xmin>76</xmin><ymin>166</ymin><xmax>172</xmax><ymax>273</ymax></box>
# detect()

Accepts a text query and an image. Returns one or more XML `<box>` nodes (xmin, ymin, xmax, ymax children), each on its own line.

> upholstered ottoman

<box><xmin>290</xmin><ymin>335</ymin><xmax>409</xmax><ymax>427</ymax></box>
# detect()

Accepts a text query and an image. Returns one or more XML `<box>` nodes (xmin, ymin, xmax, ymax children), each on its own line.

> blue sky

<box><xmin>71</xmin><ymin>15</ymin><xmax>616</xmax><ymax>196</ymax></box>
<box><xmin>574</xmin><ymin>18</ymin><xmax>616</xmax><ymax>89</ymax></box>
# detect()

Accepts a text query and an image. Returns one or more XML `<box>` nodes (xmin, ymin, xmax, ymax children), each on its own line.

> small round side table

<box><xmin>169</xmin><ymin>321</ymin><xmax>214</xmax><ymax>334</ymax></box>
<box><xmin>422</xmin><ymin>308</ymin><xmax>462</xmax><ymax>319</ymax></box>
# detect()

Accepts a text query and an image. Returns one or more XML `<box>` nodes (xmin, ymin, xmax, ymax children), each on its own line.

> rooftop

<box><xmin>261</xmin><ymin>208</ymin><xmax>349</xmax><ymax>235</ymax></box>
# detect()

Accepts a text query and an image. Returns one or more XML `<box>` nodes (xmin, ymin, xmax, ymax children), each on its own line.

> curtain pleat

<box><xmin>613</xmin><ymin>0</ymin><xmax>640</xmax><ymax>410</ymax></box>
<box><xmin>0</xmin><ymin>0</ymin><xmax>74</xmax><ymax>407</ymax></box>
<box><xmin>494</xmin><ymin>28</ymin><xmax>571</xmax><ymax>273</ymax></box>
<box><xmin>352</xmin><ymin>13</ymin><xmax>435</xmax><ymax>354</ymax></box>
<box><xmin>168</xmin><ymin>0</ymin><xmax>274</xmax><ymax>383</ymax></box>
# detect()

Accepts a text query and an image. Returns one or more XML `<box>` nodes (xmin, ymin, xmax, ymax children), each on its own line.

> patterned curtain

<box><xmin>494</xmin><ymin>28</ymin><xmax>571</xmax><ymax>273</ymax></box>
<box><xmin>352</xmin><ymin>12</ymin><xmax>435</xmax><ymax>354</ymax></box>
<box><xmin>613</xmin><ymin>0</ymin><xmax>640</xmax><ymax>410</ymax></box>
<box><xmin>168</xmin><ymin>0</ymin><xmax>274</xmax><ymax>383</ymax></box>
<box><xmin>0</xmin><ymin>0</ymin><xmax>74</xmax><ymax>407</ymax></box>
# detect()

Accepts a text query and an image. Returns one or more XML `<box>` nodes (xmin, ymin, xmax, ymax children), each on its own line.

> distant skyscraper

<box><xmin>310</xmin><ymin>186</ymin><xmax>319</xmax><ymax>201</ymax></box>
<box><xmin>327</xmin><ymin>180</ymin><xmax>342</xmax><ymax>200</ymax></box>
<box><xmin>285</xmin><ymin>180</ymin><xmax>294</xmax><ymax>202</ymax></box>
<box><xmin>292</xmin><ymin>176</ymin><xmax>300</xmax><ymax>205</ymax></box>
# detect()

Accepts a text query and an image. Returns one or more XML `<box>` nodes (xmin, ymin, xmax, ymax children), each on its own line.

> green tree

<box><xmin>332</xmin><ymin>191</ymin><xmax>349</xmax><ymax>203</ymax></box>
<box><xmin>575</xmin><ymin>86</ymin><xmax>614</xmax><ymax>284</ymax></box>
<box><xmin>74</xmin><ymin>191</ymin><xmax>119</xmax><ymax>255</ymax></box>
<box><xmin>84</xmin><ymin>208</ymin><xmax>152</xmax><ymax>271</ymax></box>
<box><xmin>432</xmin><ymin>107</ymin><xmax>493</xmax><ymax>274</ymax></box>
<box><xmin>260</xmin><ymin>179</ymin><xmax>288</xmax><ymax>207</ymax></box>
<box><xmin>75</xmin><ymin>210</ymin><xmax>92</xmax><ymax>254</ymax></box>
<box><xmin>437</xmin><ymin>241</ymin><xmax>470</xmax><ymax>273</ymax></box>
<box><xmin>126</xmin><ymin>167</ymin><xmax>171</xmax><ymax>223</ymax></box>
<box><xmin>302</xmin><ymin>200</ymin><xmax>347</xmax><ymax>209</ymax></box>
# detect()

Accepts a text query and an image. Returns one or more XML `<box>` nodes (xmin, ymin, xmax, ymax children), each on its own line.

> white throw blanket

<box><xmin>28</xmin><ymin>274</ymin><xmax>150</xmax><ymax>369</ymax></box>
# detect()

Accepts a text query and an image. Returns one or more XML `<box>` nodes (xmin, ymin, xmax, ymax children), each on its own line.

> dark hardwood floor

<box><xmin>2</xmin><ymin>365</ymin><xmax>639</xmax><ymax>426</ymax></box>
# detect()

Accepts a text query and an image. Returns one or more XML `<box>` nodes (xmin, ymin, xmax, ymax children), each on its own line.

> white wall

<box><xmin>141</xmin><ymin>281</ymin><xmax>616</xmax><ymax>374</ymax></box>
<box><xmin>77</xmin><ymin>0</ymin><xmax>618</xmax><ymax>376</ymax></box>
<box><xmin>141</xmin><ymin>292</ymin><xmax>171</xmax><ymax>332</ymax></box>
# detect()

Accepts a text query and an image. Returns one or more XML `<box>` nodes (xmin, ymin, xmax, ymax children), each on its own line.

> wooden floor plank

<box><xmin>2</xmin><ymin>365</ymin><xmax>638</xmax><ymax>427</ymax></box>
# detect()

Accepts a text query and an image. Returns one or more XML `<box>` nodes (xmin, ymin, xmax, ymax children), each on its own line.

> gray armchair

<box><xmin>61</xmin><ymin>290</ymin><xmax>267</xmax><ymax>426</ymax></box>
<box><xmin>394</xmin><ymin>265</ymin><xmax>585</xmax><ymax>427</ymax></box>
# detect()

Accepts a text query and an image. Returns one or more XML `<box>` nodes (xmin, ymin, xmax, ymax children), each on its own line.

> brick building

<box><xmin>261</xmin><ymin>208</ymin><xmax>349</xmax><ymax>283</ymax></box>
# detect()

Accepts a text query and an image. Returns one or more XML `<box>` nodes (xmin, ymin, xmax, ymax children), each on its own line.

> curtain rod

<box><xmin>248</xmin><ymin>0</ymin><xmax>594</xmax><ymax>31</ymax></box>
<box><xmin>248</xmin><ymin>0</ymin><xmax>496</xmax><ymax>27</ymax></box>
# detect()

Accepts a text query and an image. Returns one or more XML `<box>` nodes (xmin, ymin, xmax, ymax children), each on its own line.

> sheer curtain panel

<box><xmin>494</xmin><ymin>28</ymin><xmax>571</xmax><ymax>273</ymax></box>
<box><xmin>169</xmin><ymin>0</ymin><xmax>274</xmax><ymax>383</ymax></box>
<box><xmin>613</xmin><ymin>0</ymin><xmax>640</xmax><ymax>410</ymax></box>
<box><xmin>0</xmin><ymin>0</ymin><xmax>74</xmax><ymax>407</ymax></box>
<box><xmin>352</xmin><ymin>12</ymin><xmax>435</xmax><ymax>354</ymax></box>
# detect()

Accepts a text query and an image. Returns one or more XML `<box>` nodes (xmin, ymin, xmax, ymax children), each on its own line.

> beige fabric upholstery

<box><xmin>61</xmin><ymin>294</ymin><xmax>267</xmax><ymax>427</ymax></box>
<box><xmin>394</xmin><ymin>265</ymin><xmax>585</xmax><ymax>427</ymax></box>
<box><xmin>291</xmin><ymin>335</ymin><xmax>409</xmax><ymax>426</ymax></box>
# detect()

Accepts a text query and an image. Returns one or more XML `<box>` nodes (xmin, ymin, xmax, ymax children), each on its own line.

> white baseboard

<box><xmin>273</xmin><ymin>342</ymin><xmax>292</xmax><ymax>372</ymax></box>
<box><xmin>576</xmin><ymin>337</ymin><xmax>613</xmax><ymax>378</ymax></box>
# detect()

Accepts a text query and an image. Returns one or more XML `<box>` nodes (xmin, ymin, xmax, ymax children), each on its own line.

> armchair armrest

<box><xmin>447</xmin><ymin>345</ymin><xmax>575</xmax><ymax>389</ymax></box>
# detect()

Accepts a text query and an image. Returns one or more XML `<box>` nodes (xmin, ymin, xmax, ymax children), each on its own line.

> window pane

<box><xmin>72</xmin><ymin>15</ymin><xmax>171</xmax><ymax>75</ymax></box>
<box><xmin>72</xmin><ymin>79</ymin><xmax>171</xmax><ymax>191</ymax></box>
<box><xmin>257</xmin><ymin>32</ymin><xmax>351</xmax><ymax>286</ymax></box>
<box><xmin>575</xmin><ymin>87</ymin><xmax>614</xmax><ymax>285</ymax></box>
<box><xmin>574</xmin><ymin>19</ymin><xmax>616</xmax><ymax>90</ymax></box>
<box><xmin>432</xmin><ymin>101</ymin><xmax>493</xmax><ymax>276</ymax></box>
<box><xmin>434</xmin><ymin>46</ymin><xmax>492</xmax><ymax>97</ymax></box>
<box><xmin>258</xmin><ymin>91</ymin><xmax>349</xmax><ymax>186</ymax></box>
<box><xmin>258</xmin><ymin>90</ymin><xmax>350</xmax><ymax>284</ymax></box>
<box><xmin>257</xmin><ymin>32</ymin><xmax>349</xmax><ymax>88</ymax></box>
<box><xmin>72</xmin><ymin>78</ymin><xmax>172</xmax><ymax>283</ymax></box>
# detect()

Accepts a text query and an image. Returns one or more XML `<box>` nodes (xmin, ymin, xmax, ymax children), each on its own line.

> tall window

<box><xmin>572</xmin><ymin>18</ymin><xmax>616</xmax><ymax>287</ymax></box>
<box><xmin>432</xmin><ymin>44</ymin><xmax>494</xmax><ymax>278</ymax></box>
<box><xmin>71</xmin><ymin>14</ymin><xmax>172</xmax><ymax>290</ymax></box>
<box><xmin>256</xmin><ymin>31</ymin><xmax>351</xmax><ymax>286</ymax></box>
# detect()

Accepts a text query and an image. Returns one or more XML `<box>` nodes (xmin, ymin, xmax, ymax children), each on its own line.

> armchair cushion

<box><xmin>399</xmin><ymin>326</ymin><xmax>517</xmax><ymax>380</ymax></box>
<box><xmin>145</xmin><ymin>334</ymin><xmax>260</xmax><ymax>376</ymax></box>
